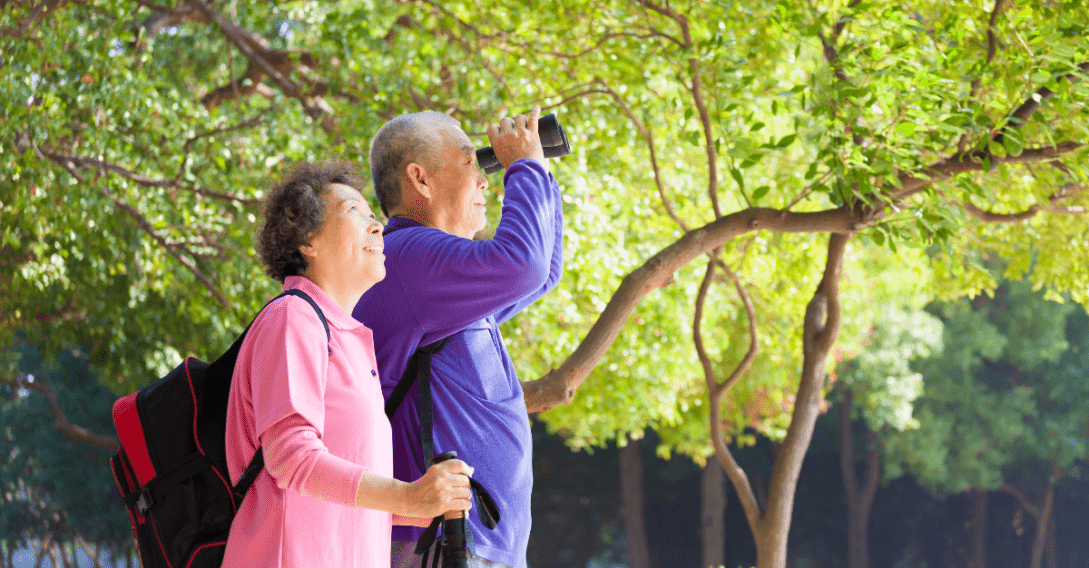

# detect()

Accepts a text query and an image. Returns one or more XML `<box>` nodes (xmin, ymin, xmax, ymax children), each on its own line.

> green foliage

<box><xmin>0</xmin><ymin>343</ymin><xmax>130</xmax><ymax>549</ymax></box>
<box><xmin>2</xmin><ymin>0</ymin><xmax>1089</xmax><ymax>474</ymax></box>
<box><xmin>836</xmin><ymin>305</ymin><xmax>943</xmax><ymax>432</ymax></box>
<box><xmin>883</xmin><ymin>281</ymin><xmax>1089</xmax><ymax>493</ymax></box>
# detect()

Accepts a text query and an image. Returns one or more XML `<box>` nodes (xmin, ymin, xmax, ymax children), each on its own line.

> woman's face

<box><xmin>304</xmin><ymin>183</ymin><xmax>386</xmax><ymax>289</ymax></box>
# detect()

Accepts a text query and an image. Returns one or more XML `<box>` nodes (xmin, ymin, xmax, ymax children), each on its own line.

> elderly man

<box><xmin>353</xmin><ymin>106</ymin><xmax>563</xmax><ymax>568</ymax></box>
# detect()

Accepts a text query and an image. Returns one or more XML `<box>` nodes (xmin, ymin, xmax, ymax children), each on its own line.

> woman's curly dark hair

<box><xmin>257</xmin><ymin>161</ymin><xmax>366</xmax><ymax>282</ymax></box>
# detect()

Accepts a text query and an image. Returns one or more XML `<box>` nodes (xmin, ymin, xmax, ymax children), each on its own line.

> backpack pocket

<box><xmin>182</xmin><ymin>539</ymin><xmax>227</xmax><ymax>568</ymax></box>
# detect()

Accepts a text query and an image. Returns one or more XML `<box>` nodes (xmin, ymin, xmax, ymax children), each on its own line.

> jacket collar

<box><xmin>384</xmin><ymin>216</ymin><xmax>425</xmax><ymax>235</ymax></box>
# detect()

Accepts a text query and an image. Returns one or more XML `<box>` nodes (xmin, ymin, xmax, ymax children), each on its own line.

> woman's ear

<box><xmin>298</xmin><ymin>242</ymin><xmax>316</xmax><ymax>261</ymax></box>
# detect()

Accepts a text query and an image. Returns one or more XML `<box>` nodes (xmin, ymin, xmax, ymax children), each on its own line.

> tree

<box><xmin>618</xmin><ymin>435</ymin><xmax>651</xmax><ymax>568</ymax></box>
<box><xmin>0</xmin><ymin>342</ymin><xmax>134</xmax><ymax>567</ymax></box>
<box><xmin>884</xmin><ymin>281</ymin><xmax>1089</xmax><ymax>568</ymax></box>
<box><xmin>4</xmin><ymin>2</ymin><xmax>1089</xmax><ymax>566</ymax></box>
<box><xmin>834</xmin><ymin>305</ymin><xmax>944</xmax><ymax>568</ymax></box>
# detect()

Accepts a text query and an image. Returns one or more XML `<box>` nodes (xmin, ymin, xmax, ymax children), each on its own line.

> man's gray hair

<box><xmin>370</xmin><ymin>111</ymin><xmax>459</xmax><ymax>216</ymax></box>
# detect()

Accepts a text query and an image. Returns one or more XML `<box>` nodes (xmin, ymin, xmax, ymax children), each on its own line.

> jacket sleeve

<box><xmin>494</xmin><ymin>171</ymin><xmax>563</xmax><ymax>325</ymax></box>
<box><xmin>396</xmin><ymin>159</ymin><xmax>562</xmax><ymax>339</ymax></box>
<box><xmin>259</xmin><ymin>414</ymin><xmax>367</xmax><ymax>508</ymax></box>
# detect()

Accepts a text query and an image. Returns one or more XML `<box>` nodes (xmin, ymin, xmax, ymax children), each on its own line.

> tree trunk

<box><xmin>59</xmin><ymin>540</ymin><xmax>72</xmax><ymax>568</ymax></box>
<box><xmin>32</xmin><ymin>539</ymin><xmax>47</xmax><ymax>568</ymax></box>
<box><xmin>839</xmin><ymin>388</ymin><xmax>880</xmax><ymax>568</ymax></box>
<box><xmin>739</xmin><ymin>233</ymin><xmax>849</xmax><ymax>568</ymax></box>
<box><xmin>967</xmin><ymin>489</ymin><xmax>988</xmax><ymax>568</ymax></box>
<box><xmin>701</xmin><ymin>459</ymin><xmax>727</xmax><ymax>568</ymax></box>
<box><xmin>620</xmin><ymin>436</ymin><xmax>651</xmax><ymax>568</ymax></box>
<box><xmin>1029</xmin><ymin>481</ymin><xmax>1055</xmax><ymax>568</ymax></box>
<box><xmin>47</xmin><ymin>543</ymin><xmax>60</xmax><ymax>568</ymax></box>
<box><xmin>1045</xmin><ymin>513</ymin><xmax>1058</xmax><ymax>568</ymax></box>
<box><xmin>76</xmin><ymin>537</ymin><xmax>102</xmax><ymax>568</ymax></box>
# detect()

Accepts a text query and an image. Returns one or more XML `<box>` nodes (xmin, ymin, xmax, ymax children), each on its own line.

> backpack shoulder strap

<box><xmin>210</xmin><ymin>288</ymin><xmax>331</xmax><ymax>372</ymax></box>
<box><xmin>384</xmin><ymin>336</ymin><xmax>450</xmax><ymax>422</ymax></box>
<box><xmin>277</xmin><ymin>289</ymin><xmax>331</xmax><ymax>350</ymax></box>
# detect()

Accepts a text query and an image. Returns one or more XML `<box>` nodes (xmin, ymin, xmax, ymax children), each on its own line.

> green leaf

<box><xmin>730</xmin><ymin>166</ymin><xmax>745</xmax><ymax>190</ymax></box>
<box><xmin>777</xmin><ymin>134</ymin><xmax>796</xmax><ymax>148</ymax></box>
<box><xmin>1001</xmin><ymin>129</ymin><xmax>1024</xmax><ymax>157</ymax></box>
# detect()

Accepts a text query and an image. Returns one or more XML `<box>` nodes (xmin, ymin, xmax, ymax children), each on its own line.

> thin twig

<box><xmin>598</xmin><ymin>79</ymin><xmax>689</xmax><ymax>232</ymax></box>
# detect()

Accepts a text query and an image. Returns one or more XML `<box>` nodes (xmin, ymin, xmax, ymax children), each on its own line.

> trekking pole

<box><xmin>430</xmin><ymin>452</ymin><xmax>469</xmax><ymax>568</ymax></box>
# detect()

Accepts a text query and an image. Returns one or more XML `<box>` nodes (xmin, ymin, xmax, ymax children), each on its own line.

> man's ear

<box><xmin>404</xmin><ymin>162</ymin><xmax>432</xmax><ymax>200</ymax></box>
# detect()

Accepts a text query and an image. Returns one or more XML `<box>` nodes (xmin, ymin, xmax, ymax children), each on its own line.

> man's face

<box><xmin>425</xmin><ymin>123</ymin><xmax>490</xmax><ymax>239</ymax></box>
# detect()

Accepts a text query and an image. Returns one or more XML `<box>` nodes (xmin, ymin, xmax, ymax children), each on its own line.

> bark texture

<box><xmin>839</xmin><ymin>389</ymin><xmax>880</xmax><ymax>568</ymax></box>
<box><xmin>701</xmin><ymin>459</ymin><xmax>727</xmax><ymax>568</ymax></box>
<box><xmin>967</xmin><ymin>489</ymin><xmax>988</xmax><ymax>568</ymax></box>
<box><xmin>619</xmin><ymin>437</ymin><xmax>651</xmax><ymax>568</ymax></box>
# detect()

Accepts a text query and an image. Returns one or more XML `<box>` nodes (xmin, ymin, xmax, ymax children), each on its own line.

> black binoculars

<box><xmin>475</xmin><ymin>113</ymin><xmax>571</xmax><ymax>174</ymax></box>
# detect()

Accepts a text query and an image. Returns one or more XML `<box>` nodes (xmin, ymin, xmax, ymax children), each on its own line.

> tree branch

<box><xmin>176</xmin><ymin>107</ymin><xmax>273</xmax><ymax>186</ymax></box>
<box><xmin>183</xmin><ymin>0</ymin><xmax>334</xmax><ymax>130</ymax></box>
<box><xmin>522</xmin><ymin>206</ymin><xmax>858</xmax><ymax>413</ymax></box>
<box><xmin>640</xmin><ymin>0</ymin><xmax>720</xmax><ymax>217</ymax></box>
<box><xmin>712</xmin><ymin>259</ymin><xmax>759</xmax><ymax>395</ymax></box>
<box><xmin>892</xmin><ymin>142</ymin><xmax>1084</xmax><ymax>202</ymax></box>
<box><xmin>993</xmin><ymin>61</ymin><xmax>1089</xmax><ymax>145</ymax></box>
<box><xmin>597</xmin><ymin>79</ymin><xmax>689</xmax><ymax>232</ymax></box>
<box><xmin>817</xmin><ymin>0</ymin><xmax>864</xmax><ymax>88</ymax></box>
<box><xmin>694</xmin><ymin>253</ymin><xmax>763</xmax><ymax>530</ymax></box>
<box><xmin>107</xmin><ymin>193</ymin><xmax>231</xmax><ymax>308</ymax></box>
<box><xmin>135</xmin><ymin>0</ymin><xmax>209</xmax><ymax>38</ymax></box>
<box><xmin>29</xmin><ymin>133</ymin><xmax>233</xmax><ymax>307</ymax></box>
<box><xmin>0</xmin><ymin>0</ymin><xmax>70</xmax><ymax>38</ymax></box>
<box><xmin>2</xmin><ymin>374</ymin><xmax>120</xmax><ymax>452</ymax></box>
<box><xmin>637</xmin><ymin>0</ymin><xmax>685</xmax><ymax>48</ymax></box>
<box><xmin>959</xmin><ymin>0</ymin><xmax>1008</xmax><ymax>153</ymax></box>
<box><xmin>31</xmin><ymin>137</ymin><xmax>258</xmax><ymax>204</ymax></box>
<box><xmin>1000</xmin><ymin>481</ymin><xmax>1042</xmax><ymax>519</ymax></box>
<box><xmin>958</xmin><ymin>186</ymin><xmax>1088</xmax><ymax>224</ymax></box>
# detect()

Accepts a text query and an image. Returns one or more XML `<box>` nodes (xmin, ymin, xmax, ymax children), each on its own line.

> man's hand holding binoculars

<box><xmin>486</xmin><ymin>105</ymin><xmax>547</xmax><ymax>172</ymax></box>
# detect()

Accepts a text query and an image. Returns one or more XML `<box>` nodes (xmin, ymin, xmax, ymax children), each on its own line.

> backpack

<box><xmin>109</xmin><ymin>290</ymin><xmax>328</xmax><ymax>568</ymax></box>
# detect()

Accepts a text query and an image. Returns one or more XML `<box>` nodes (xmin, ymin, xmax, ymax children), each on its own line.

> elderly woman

<box><xmin>222</xmin><ymin>161</ymin><xmax>473</xmax><ymax>568</ymax></box>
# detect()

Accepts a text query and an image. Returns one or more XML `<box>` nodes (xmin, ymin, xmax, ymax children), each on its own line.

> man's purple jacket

<box><xmin>354</xmin><ymin>159</ymin><xmax>563</xmax><ymax>568</ymax></box>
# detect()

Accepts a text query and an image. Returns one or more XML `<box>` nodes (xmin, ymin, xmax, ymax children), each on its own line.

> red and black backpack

<box><xmin>109</xmin><ymin>290</ymin><xmax>328</xmax><ymax>568</ymax></box>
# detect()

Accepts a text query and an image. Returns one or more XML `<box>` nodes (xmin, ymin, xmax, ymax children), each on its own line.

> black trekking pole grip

<box><xmin>428</xmin><ymin>451</ymin><xmax>469</xmax><ymax>568</ymax></box>
<box><xmin>475</xmin><ymin>112</ymin><xmax>571</xmax><ymax>174</ymax></box>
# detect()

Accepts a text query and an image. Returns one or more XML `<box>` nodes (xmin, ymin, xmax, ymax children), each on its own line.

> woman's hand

<box><xmin>401</xmin><ymin>459</ymin><xmax>474</xmax><ymax>519</ymax></box>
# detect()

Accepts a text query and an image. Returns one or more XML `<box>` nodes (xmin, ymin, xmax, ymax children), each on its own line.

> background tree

<box><xmin>0</xmin><ymin>343</ymin><xmax>133</xmax><ymax>567</ymax></box>
<box><xmin>884</xmin><ymin>280</ymin><xmax>1089</xmax><ymax>568</ymax></box>
<box><xmin>4</xmin><ymin>2</ymin><xmax>1089</xmax><ymax>566</ymax></box>
<box><xmin>834</xmin><ymin>305</ymin><xmax>944</xmax><ymax>568</ymax></box>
